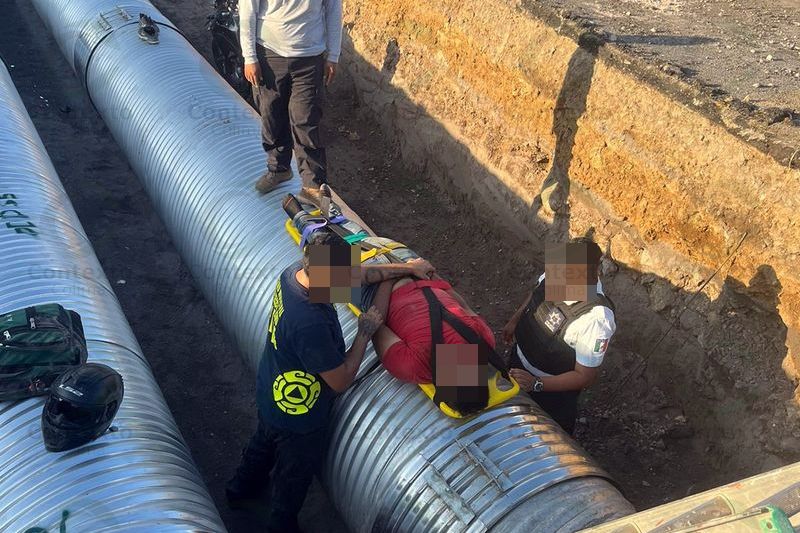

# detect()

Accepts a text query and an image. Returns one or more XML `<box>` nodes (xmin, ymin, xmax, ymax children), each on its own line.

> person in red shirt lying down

<box><xmin>364</xmin><ymin>272</ymin><xmax>496</xmax><ymax>384</ymax></box>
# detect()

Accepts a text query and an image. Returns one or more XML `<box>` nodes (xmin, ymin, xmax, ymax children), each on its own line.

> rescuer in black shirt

<box><xmin>226</xmin><ymin>231</ymin><xmax>434</xmax><ymax>532</ymax></box>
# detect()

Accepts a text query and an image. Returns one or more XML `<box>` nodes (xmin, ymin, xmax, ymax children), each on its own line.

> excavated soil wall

<box><xmin>340</xmin><ymin>0</ymin><xmax>800</xmax><ymax>478</ymax></box>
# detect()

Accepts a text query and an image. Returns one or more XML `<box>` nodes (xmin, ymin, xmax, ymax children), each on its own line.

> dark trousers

<box><xmin>232</xmin><ymin>415</ymin><xmax>326</xmax><ymax>532</ymax></box>
<box><xmin>253</xmin><ymin>45</ymin><xmax>327</xmax><ymax>187</ymax></box>
<box><xmin>509</xmin><ymin>347</ymin><xmax>580</xmax><ymax>434</ymax></box>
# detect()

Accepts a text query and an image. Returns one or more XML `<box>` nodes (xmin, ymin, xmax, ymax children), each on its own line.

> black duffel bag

<box><xmin>0</xmin><ymin>304</ymin><xmax>88</xmax><ymax>401</ymax></box>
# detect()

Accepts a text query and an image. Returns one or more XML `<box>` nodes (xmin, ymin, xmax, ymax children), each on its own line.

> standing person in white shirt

<box><xmin>502</xmin><ymin>237</ymin><xmax>617</xmax><ymax>434</ymax></box>
<box><xmin>239</xmin><ymin>0</ymin><xmax>342</xmax><ymax>201</ymax></box>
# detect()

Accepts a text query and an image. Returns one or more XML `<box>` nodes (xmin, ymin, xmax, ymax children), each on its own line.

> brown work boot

<box><xmin>254</xmin><ymin>170</ymin><xmax>293</xmax><ymax>194</ymax></box>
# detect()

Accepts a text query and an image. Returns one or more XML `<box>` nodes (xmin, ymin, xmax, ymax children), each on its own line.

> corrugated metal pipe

<box><xmin>28</xmin><ymin>0</ymin><xmax>635</xmax><ymax>530</ymax></box>
<box><xmin>0</xmin><ymin>59</ymin><xmax>225</xmax><ymax>532</ymax></box>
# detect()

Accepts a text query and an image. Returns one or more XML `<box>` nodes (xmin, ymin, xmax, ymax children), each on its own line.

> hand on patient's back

<box><xmin>358</xmin><ymin>306</ymin><xmax>384</xmax><ymax>338</ymax></box>
<box><xmin>244</xmin><ymin>62</ymin><xmax>262</xmax><ymax>85</ymax></box>
<box><xmin>409</xmin><ymin>258</ymin><xmax>435</xmax><ymax>279</ymax></box>
<box><xmin>509</xmin><ymin>369</ymin><xmax>534</xmax><ymax>393</ymax></box>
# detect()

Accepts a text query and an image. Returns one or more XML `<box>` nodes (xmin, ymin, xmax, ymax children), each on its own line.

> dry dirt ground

<box><xmin>529</xmin><ymin>0</ymin><xmax>800</xmax><ymax>143</ymax></box>
<box><xmin>2</xmin><ymin>0</ymin><xmax>796</xmax><ymax>531</ymax></box>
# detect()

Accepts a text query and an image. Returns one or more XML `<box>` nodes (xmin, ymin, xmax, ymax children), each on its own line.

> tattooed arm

<box><xmin>361</xmin><ymin>258</ymin><xmax>435</xmax><ymax>285</ymax></box>
<box><xmin>320</xmin><ymin>306</ymin><xmax>384</xmax><ymax>393</ymax></box>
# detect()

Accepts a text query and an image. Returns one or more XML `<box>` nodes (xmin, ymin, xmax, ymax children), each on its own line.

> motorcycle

<box><xmin>207</xmin><ymin>0</ymin><xmax>251</xmax><ymax>101</ymax></box>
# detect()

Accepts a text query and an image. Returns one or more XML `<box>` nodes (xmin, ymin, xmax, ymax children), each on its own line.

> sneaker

<box><xmin>255</xmin><ymin>170</ymin><xmax>293</xmax><ymax>194</ymax></box>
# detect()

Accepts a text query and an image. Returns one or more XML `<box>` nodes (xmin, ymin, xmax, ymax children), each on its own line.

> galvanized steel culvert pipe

<box><xmin>0</xmin><ymin>59</ymin><xmax>225</xmax><ymax>532</ymax></box>
<box><xmin>29</xmin><ymin>1</ymin><xmax>635</xmax><ymax>530</ymax></box>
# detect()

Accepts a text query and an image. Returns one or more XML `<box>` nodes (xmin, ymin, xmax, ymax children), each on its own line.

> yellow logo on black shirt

<box><xmin>267</xmin><ymin>280</ymin><xmax>284</xmax><ymax>350</ymax></box>
<box><xmin>273</xmin><ymin>370</ymin><xmax>321</xmax><ymax>415</ymax></box>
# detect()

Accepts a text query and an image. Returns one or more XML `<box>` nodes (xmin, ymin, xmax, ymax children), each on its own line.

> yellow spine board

<box><xmin>284</xmin><ymin>217</ymin><xmax>520</xmax><ymax>417</ymax></box>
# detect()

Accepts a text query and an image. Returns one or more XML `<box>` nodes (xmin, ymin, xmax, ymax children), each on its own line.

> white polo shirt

<box><xmin>517</xmin><ymin>273</ymin><xmax>616</xmax><ymax>377</ymax></box>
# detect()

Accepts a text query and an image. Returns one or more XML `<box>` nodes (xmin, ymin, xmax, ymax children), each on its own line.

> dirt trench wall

<box><xmin>340</xmin><ymin>0</ymin><xmax>800</xmax><ymax>470</ymax></box>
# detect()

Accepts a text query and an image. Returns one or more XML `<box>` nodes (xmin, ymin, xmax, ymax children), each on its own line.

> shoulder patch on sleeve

<box><xmin>593</xmin><ymin>338</ymin><xmax>609</xmax><ymax>353</ymax></box>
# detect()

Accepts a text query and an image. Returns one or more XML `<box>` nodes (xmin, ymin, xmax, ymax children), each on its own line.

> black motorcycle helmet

<box><xmin>41</xmin><ymin>363</ymin><xmax>124</xmax><ymax>452</ymax></box>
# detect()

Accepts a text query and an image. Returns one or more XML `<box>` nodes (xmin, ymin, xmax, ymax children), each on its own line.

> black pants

<box><xmin>232</xmin><ymin>415</ymin><xmax>327</xmax><ymax>532</ymax></box>
<box><xmin>253</xmin><ymin>45</ymin><xmax>327</xmax><ymax>187</ymax></box>
<box><xmin>509</xmin><ymin>347</ymin><xmax>580</xmax><ymax>434</ymax></box>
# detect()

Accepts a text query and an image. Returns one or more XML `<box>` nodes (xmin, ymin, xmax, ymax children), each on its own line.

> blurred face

<box><xmin>544</xmin><ymin>242</ymin><xmax>599</xmax><ymax>302</ymax></box>
<box><xmin>306</xmin><ymin>244</ymin><xmax>361</xmax><ymax>303</ymax></box>
<box><xmin>434</xmin><ymin>343</ymin><xmax>489</xmax><ymax>407</ymax></box>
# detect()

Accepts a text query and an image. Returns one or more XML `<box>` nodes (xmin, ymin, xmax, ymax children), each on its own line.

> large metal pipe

<box><xmin>29</xmin><ymin>1</ymin><xmax>635</xmax><ymax>530</ymax></box>
<box><xmin>0</xmin><ymin>59</ymin><xmax>225</xmax><ymax>532</ymax></box>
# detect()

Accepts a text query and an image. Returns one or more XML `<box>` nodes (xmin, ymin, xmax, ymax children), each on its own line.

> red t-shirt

<box><xmin>382</xmin><ymin>279</ymin><xmax>496</xmax><ymax>383</ymax></box>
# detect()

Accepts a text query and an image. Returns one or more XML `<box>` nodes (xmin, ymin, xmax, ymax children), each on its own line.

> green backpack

<box><xmin>0</xmin><ymin>304</ymin><xmax>88</xmax><ymax>401</ymax></box>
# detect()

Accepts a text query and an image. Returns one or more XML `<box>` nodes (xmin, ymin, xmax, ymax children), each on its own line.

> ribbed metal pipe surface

<box><xmin>29</xmin><ymin>1</ymin><xmax>635</xmax><ymax>530</ymax></box>
<box><xmin>0</xmin><ymin>60</ymin><xmax>225</xmax><ymax>533</ymax></box>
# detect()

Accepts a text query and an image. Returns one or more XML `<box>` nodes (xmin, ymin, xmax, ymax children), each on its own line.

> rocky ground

<box><xmin>3</xmin><ymin>0</ymin><xmax>798</xmax><ymax>531</ymax></box>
